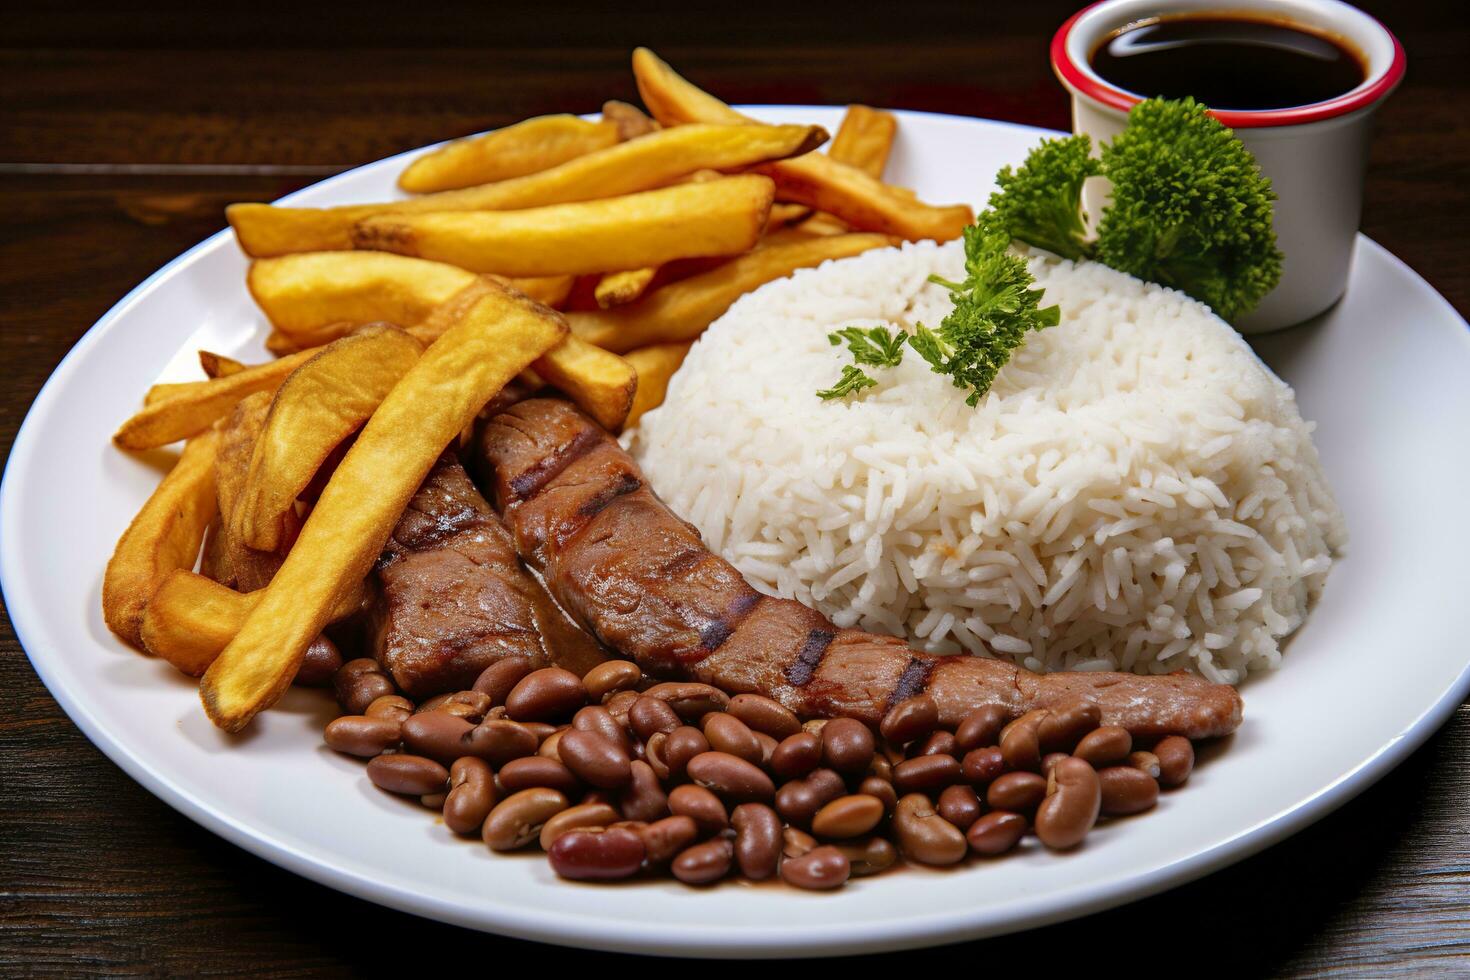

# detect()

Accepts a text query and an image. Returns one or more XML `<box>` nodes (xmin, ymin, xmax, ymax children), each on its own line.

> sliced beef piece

<box><xmin>370</xmin><ymin>452</ymin><xmax>604</xmax><ymax>698</ymax></box>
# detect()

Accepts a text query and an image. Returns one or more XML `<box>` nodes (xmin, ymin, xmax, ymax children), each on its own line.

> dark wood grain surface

<box><xmin>2</xmin><ymin>2</ymin><xmax>1466</xmax><ymax>974</ymax></box>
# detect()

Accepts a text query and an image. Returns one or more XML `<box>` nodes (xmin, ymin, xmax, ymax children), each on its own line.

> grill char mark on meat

<box><xmin>477</xmin><ymin>400</ymin><xmax>1244</xmax><ymax>739</ymax></box>
<box><xmin>371</xmin><ymin>453</ymin><xmax>605</xmax><ymax>697</ymax></box>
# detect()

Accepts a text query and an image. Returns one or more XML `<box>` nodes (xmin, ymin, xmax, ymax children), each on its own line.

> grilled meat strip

<box><xmin>371</xmin><ymin>452</ymin><xmax>605</xmax><ymax>698</ymax></box>
<box><xmin>477</xmin><ymin>399</ymin><xmax>1243</xmax><ymax>739</ymax></box>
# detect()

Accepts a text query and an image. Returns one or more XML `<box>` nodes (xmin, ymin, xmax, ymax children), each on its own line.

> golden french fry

<box><xmin>227</xmin><ymin>122</ymin><xmax>825</xmax><ymax>257</ymax></box>
<box><xmin>594</xmin><ymin>266</ymin><xmax>658</xmax><ymax>308</ymax></box>
<box><xmin>352</xmin><ymin>175</ymin><xmax>775</xmax><ymax>277</ymax></box>
<box><xmin>140</xmin><ymin>569</ymin><xmax>367</xmax><ymax>676</ymax></box>
<box><xmin>624</xmin><ymin>342</ymin><xmax>693</xmax><ymax>428</ymax></box>
<box><xmin>567</xmin><ymin>232</ymin><xmax>893</xmax><ymax>353</ymax></box>
<box><xmin>764</xmin><ymin>202</ymin><xmax>813</xmax><ymax>233</ymax></box>
<box><xmin>201</xmin><ymin>391</ymin><xmax>298</xmax><ymax>591</ymax></box>
<box><xmin>200</xmin><ymin>280</ymin><xmax>567</xmax><ymax>732</ymax></box>
<box><xmin>412</xmin><ymin>280</ymin><xmax>634</xmax><ymax>430</ymax></box>
<box><xmin>830</xmin><ymin>104</ymin><xmax>898</xmax><ymax>180</ymax></box>
<box><xmin>236</xmin><ymin>325</ymin><xmax>424</xmax><ymax>552</ymax></box>
<box><xmin>602</xmin><ymin>100</ymin><xmax>660</xmax><ymax>141</ymax></box>
<box><xmin>102</xmin><ymin>431</ymin><xmax>219</xmax><ymax>648</ymax></box>
<box><xmin>200</xmin><ymin>350</ymin><xmax>247</xmax><ymax>378</ymax></box>
<box><xmin>115</xmin><ymin>350</ymin><xmax>316</xmax><ymax>450</ymax></box>
<box><xmin>248</xmin><ymin>252</ymin><xmax>573</xmax><ymax>347</ymax></box>
<box><xmin>632</xmin><ymin>48</ymin><xmax>972</xmax><ymax>242</ymax></box>
<box><xmin>398</xmin><ymin>114</ymin><xmax>619</xmax><ymax>194</ymax></box>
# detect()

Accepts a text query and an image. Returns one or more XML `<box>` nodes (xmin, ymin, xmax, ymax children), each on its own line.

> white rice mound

<box><xmin>625</xmin><ymin>240</ymin><xmax>1345</xmax><ymax>684</ymax></box>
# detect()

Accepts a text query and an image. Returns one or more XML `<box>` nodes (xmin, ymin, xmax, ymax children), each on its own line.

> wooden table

<box><xmin>3</xmin><ymin>2</ymin><xmax>1465</xmax><ymax>972</ymax></box>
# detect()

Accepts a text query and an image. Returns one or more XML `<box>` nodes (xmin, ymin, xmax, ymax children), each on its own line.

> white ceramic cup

<box><xmin>1051</xmin><ymin>0</ymin><xmax>1406</xmax><ymax>333</ymax></box>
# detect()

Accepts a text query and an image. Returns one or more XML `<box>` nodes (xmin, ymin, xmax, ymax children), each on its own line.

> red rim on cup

<box><xmin>1051</xmin><ymin>0</ymin><xmax>1407</xmax><ymax>128</ymax></box>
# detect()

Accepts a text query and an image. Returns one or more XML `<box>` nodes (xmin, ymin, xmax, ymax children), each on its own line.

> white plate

<box><xmin>3</xmin><ymin>108</ymin><xmax>1468</xmax><ymax>958</ymax></box>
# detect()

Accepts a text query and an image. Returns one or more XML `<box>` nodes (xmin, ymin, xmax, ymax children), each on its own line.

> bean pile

<box><xmin>325</xmin><ymin>656</ymin><xmax>1199</xmax><ymax>890</ymax></box>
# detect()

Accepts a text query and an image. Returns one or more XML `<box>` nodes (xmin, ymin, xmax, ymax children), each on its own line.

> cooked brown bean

<box><xmin>334</xmin><ymin>658</ymin><xmax>395</xmax><ymax>715</ymax></box>
<box><xmin>961</xmin><ymin>746</ymin><xmax>1006</xmax><ymax>786</ymax></box>
<box><xmin>472</xmin><ymin>656</ymin><xmax>534</xmax><ymax>705</ymax></box>
<box><xmin>324</xmin><ymin>715</ymin><xmax>401</xmax><ymax>757</ymax></box>
<box><xmin>880</xmin><ymin>694</ymin><xmax>939</xmax><ymax>746</ymax></box>
<box><xmin>868</xmin><ymin>753</ymin><xmax>894</xmax><ymax>782</ymax></box>
<box><xmin>1154</xmin><ymin>736</ymin><xmax>1195</xmax><ymax>788</ymax></box>
<box><xmin>727</xmin><ymin>693</ymin><xmax>802</xmax><ymax>739</ymax></box>
<box><xmin>295</xmin><ymin>635</ymin><xmax>343</xmax><ymax>687</ymax></box>
<box><xmin>859</xmin><ymin>776</ymin><xmax>898</xmax><ymax>814</ymax></box>
<box><xmin>463</xmin><ymin>718</ymin><xmax>539</xmax><ymax>766</ymax></box>
<box><xmin>811</xmin><ymin>795</ymin><xmax>884</xmax><ymax>839</ymax></box>
<box><xmin>780</xmin><ymin>845</ymin><xmax>850</xmax><ymax>891</ymax></box>
<box><xmin>643</xmin><ymin>682</ymin><xmax>729</xmax><ymax>720</ymax></box>
<box><xmin>582</xmin><ymin>660</ymin><xmax>642</xmax><ymax>701</ymax></box>
<box><xmin>835</xmin><ymin>836</ymin><xmax>898</xmax><ymax>877</ymax></box>
<box><xmin>702</xmin><ymin>713</ymin><xmax>763</xmax><ymax>765</ymax></box>
<box><xmin>672</xmin><ymin>837</ymin><xmax>733</xmax><ymax>885</ymax></box>
<box><xmin>426</xmin><ymin>690</ymin><xmax>492</xmax><ymax>723</ymax></box>
<box><xmin>1035</xmin><ymin>757</ymin><xmax>1101</xmax><ymax>850</ymax></box>
<box><xmin>782</xmin><ymin>826</ymin><xmax>818</xmax><ymax>859</ymax></box>
<box><xmin>912</xmin><ymin>731</ymin><xmax>955</xmax><ymax>758</ymax></box>
<box><xmin>367</xmin><ymin>754</ymin><xmax>449</xmax><ymax>796</ymax></box>
<box><xmin>581</xmin><ymin>788</ymin><xmax>616</xmax><ymax>807</ymax></box>
<box><xmin>753</xmin><ymin>731</ymin><xmax>779</xmax><ymax>769</ymax></box>
<box><xmin>686</xmin><ymin>751</ymin><xmax>775</xmax><ymax>802</ymax></box>
<box><xmin>365</xmin><ymin>694</ymin><xmax>415</xmax><ymax>723</ymax></box>
<box><xmin>1041</xmin><ymin>752</ymin><xmax>1070</xmax><ymax>778</ymax></box>
<box><xmin>821</xmin><ymin>718</ymin><xmax>876</xmax><ymax>774</ymax></box>
<box><xmin>967</xmin><ymin>810</ymin><xmax>1027</xmax><ymax>855</ymax></box>
<box><xmin>643</xmin><ymin>731</ymin><xmax>672</xmax><ymax>781</ymax></box>
<box><xmin>505</xmin><ymin>668</ymin><xmax>587</xmax><ymax>722</ymax></box>
<box><xmin>892</xmin><ymin>754</ymin><xmax>962</xmax><ymax>794</ymax></box>
<box><xmin>667</xmin><ymin>784</ymin><xmax>728</xmax><ymax>835</ymax></box>
<box><xmin>420</xmin><ymin>791</ymin><xmax>447</xmax><ymax>810</ymax></box>
<box><xmin>999</xmin><ymin>709</ymin><xmax>1047</xmax><ymax>771</ymax></box>
<box><xmin>770</xmin><ymin>732</ymin><xmax>822</xmax><ymax>779</ymax></box>
<box><xmin>1128</xmin><ymin>750</ymin><xmax>1162</xmax><ymax>779</ymax></box>
<box><xmin>1074</xmin><ymin>726</ymin><xmax>1132</xmax><ymax>767</ymax></box>
<box><xmin>1098</xmin><ymin>765</ymin><xmax>1160</xmax><ymax>815</ymax></box>
<box><xmin>620</xmin><ymin>760</ymin><xmax>669</xmax><ymax>823</ymax></box>
<box><xmin>522</xmin><ymin>721</ymin><xmax>558</xmax><ymax>741</ymax></box>
<box><xmin>498</xmin><ymin>756</ymin><xmax>581</xmax><ymax>795</ymax></box>
<box><xmin>802</xmin><ymin>719</ymin><xmax>828</xmax><ymax>737</ymax></box>
<box><xmin>731</xmin><ymin>802</ymin><xmax>782</xmax><ymax>880</ymax></box>
<box><xmin>640</xmin><ymin>815</ymin><xmax>700</xmax><ymax>864</ymax></box>
<box><xmin>892</xmin><ymin>793</ymin><xmax>967</xmax><ymax>866</ymax></box>
<box><xmin>443</xmin><ymin>757</ymin><xmax>496</xmax><ymax>835</ymax></box>
<box><xmin>400</xmin><ymin>711</ymin><xmax>474</xmax><ymax>764</ymax></box>
<box><xmin>953</xmin><ymin>704</ymin><xmax>1009</xmax><ymax>753</ymax></box>
<box><xmin>628</xmin><ymin>695</ymin><xmax>682</xmax><ymax>741</ymax></box>
<box><xmin>557</xmin><ymin>729</ymin><xmax>633</xmax><ymax>789</ymax></box>
<box><xmin>539</xmin><ymin>802</ymin><xmax>621</xmax><ymax>849</ymax></box>
<box><xmin>987</xmin><ymin>771</ymin><xmax>1047</xmax><ymax>812</ymax></box>
<box><xmin>572</xmin><ymin>705</ymin><xmax>632</xmax><ymax>752</ymax></box>
<box><xmin>1037</xmin><ymin>699</ymin><xmax>1102</xmax><ymax>752</ymax></box>
<box><xmin>602</xmin><ymin>689</ymin><xmax>641</xmax><ymax>728</ymax></box>
<box><xmin>936</xmin><ymin>784</ymin><xmax>983</xmax><ymax>831</ymax></box>
<box><xmin>775</xmin><ymin>769</ymin><xmax>846</xmax><ymax>827</ymax></box>
<box><xmin>537</xmin><ymin>728</ymin><xmax>568</xmax><ymax>759</ymax></box>
<box><xmin>482</xmin><ymin>787</ymin><xmax>569</xmax><ymax>851</ymax></box>
<box><xmin>548</xmin><ymin>826</ymin><xmax>645</xmax><ymax>881</ymax></box>
<box><xmin>663</xmin><ymin>726</ymin><xmax>710</xmax><ymax>780</ymax></box>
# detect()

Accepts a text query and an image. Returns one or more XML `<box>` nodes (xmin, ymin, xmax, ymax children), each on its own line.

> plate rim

<box><xmin>4</xmin><ymin>106</ymin><xmax>1469</xmax><ymax>957</ymax></box>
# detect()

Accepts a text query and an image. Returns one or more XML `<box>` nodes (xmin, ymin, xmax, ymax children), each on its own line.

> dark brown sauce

<box><xmin>1091</xmin><ymin>14</ymin><xmax>1366</xmax><ymax>111</ymax></box>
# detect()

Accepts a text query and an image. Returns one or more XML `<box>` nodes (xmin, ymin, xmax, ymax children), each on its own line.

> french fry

<box><xmin>623</xmin><ymin>342</ymin><xmax>693</xmax><ymax>428</ymax></box>
<box><xmin>602</xmin><ymin>100</ymin><xmax>660</xmax><ymax>141</ymax></box>
<box><xmin>398</xmin><ymin>114</ymin><xmax>619</xmax><ymax>194</ymax></box>
<box><xmin>236</xmin><ymin>325</ymin><xmax>424</xmax><ymax>552</ymax></box>
<box><xmin>200</xmin><ymin>351</ymin><xmax>247</xmax><ymax>378</ymax></box>
<box><xmin>114</xmin><ymin>350</ymin><xmax>316</xmax><ymax>450</ymax></box>
<box><xmin>412</xmin><ymin>280</ymin><xmax>635</xmax><ymax>430</ymax></box>
<box><xmin>830</xmin><ymin>104</ymin><xmax>898</xmax><ymax>180</ymax></box>
<box><xmin>200</xmin><ymin>280</ymin><xmax>567</xmax><ymax>732</ymax></box>
<box><xmin>567</xmin><ymin>232</ymin><xmax>894</xmax><ymax>353</ymax></box>
<box><xmin>201</xmin><ymin>391</ymin><xmax>299</xmax><ymax>591</ymax></box>
<box><xmin>140</xmin><ymin>569</ymin><xmax>367</xmax><ymax>676</ymax></box>
<box><xmin>632</xmin><ymin>48</ymin><xmax>972</xmax><ymax>242</ymax></box>
<box><xmin>102</xmin><ymin>431</ymin><xmax>219</xmax><ymax>648</ymax></box>
<box><xmin>227</xmin><ymin>122</ymin><xmax>825</xmax><ymax>257</ymax></box>
<box><xmin>351</xmin><ymin>175</ymin><xmax>775</xmax><ymax>277</ymax></box>
<box><xmin>594</xmin><ymin>267</ymin><xmax>658</xmax><ymax>308</ymax></box>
